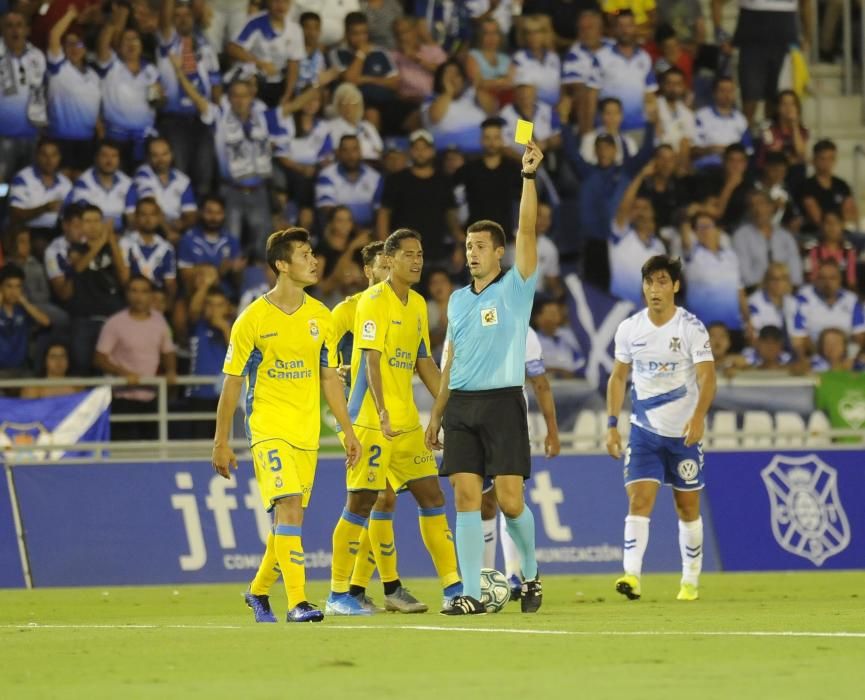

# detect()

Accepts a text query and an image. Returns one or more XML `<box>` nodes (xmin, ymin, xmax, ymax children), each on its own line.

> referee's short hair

<box><xmin>266</xmin><ymin>227</ymin><xmax>311</xmax><ymax>274</ymax></box>
<box><xmin>384</xmin><ymin>228</ymin><xmax>422</xmax><ymax>256</ymax></box>
<box><xmin>466</xmin><ymin>219</ymin><xmax>506</xmax><ymax>249</ymax></box>
<box><xmin>641</xmin><ymin>255</ymin><xmax>682</xmax><ymax>284</ymax></box>
<box><xmin>361</xmin><ymin>241</ymin><xmax>385</xmax><ymax>266</ymax></box>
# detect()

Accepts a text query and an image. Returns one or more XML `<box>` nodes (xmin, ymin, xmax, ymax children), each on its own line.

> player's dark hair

<box><xmin>641</xmin><ymin>255</ymin><xmax>682</xmax><ymax>284</ymax></box>
<box><xmin>758</xmin><ymin>325</ymin><xmax>785</xmax><ymax>343</ymax></box>
<box><xmin>266</xmin><ymin>227</ymin><xmax>311</xmax><ymax>275</ymax></box>
<box><xmin>466</xmin><ymin>219</ymin><xmax>506</xmax><ymax>249</ymax></box>
<box><xmin>480</xmin><ymin>116</ymin><xmax>506</xmax><ymax>131</ymax></box>
<box><xmin>598</xmin><ymin>97</ymin><xmax>623</xmax><ymax>112</ymax></box>
<box><xmin>344</xmin><ymin>11</ymin><xmax>367</xmax><ymax>30</ymax></box>
<box><xmin>135</xmin><ymin>196</ymin><xmax>161</xmax><ymax>214</ymax></box>
<box><xmin>384</xmin><ymin>228</ymin><xmax>422</xmax><ymax>256</ymax></box>
<box><xmin>299</xmin><ymin>11</ymin><xmax>320</xmax><ymax>25</ymax></box>
<box><xmin>79</xmin><ymin>203</ymin><xmax>104</xmax><ymax>218</ymax></box>
<box><xmin>813</xmin><ymin>138</ymin><xmax>837</xmax><ymax>155</ymax></box>
<box><xmin>0</xmin><ymin>263</ymin><xmax>25</xmax><ymax>284</ymax></box>
<box><xmin>361</xmin><ymin>241</ymin><xmax>385</xmax><ymax>266</ymax></box>
<box><xmin>127</xmin><ymin>274</ymin><xmax>154</xmax><ymax>291</ymax></box>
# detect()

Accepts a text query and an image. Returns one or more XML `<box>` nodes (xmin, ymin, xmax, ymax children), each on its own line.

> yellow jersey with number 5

<box><xmin>223</xmin><ymin>293</ymin><xmax>338</xmax><ymax>449</ymax></box>
<box><xmin>347</xmin><ymin>282</ymin><xmax>431</xmax><ymax>433</ymax></box>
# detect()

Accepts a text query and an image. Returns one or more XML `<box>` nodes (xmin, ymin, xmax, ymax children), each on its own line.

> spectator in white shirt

<box><xmin>531</xmin><ymin>297</ymin><xmax>586</xmax><ymax>378</ymax></box>
<box><xmin>512</xmin><ymin>14</ymin><xmax>562</xmax><ymax>108</ymax></box>
<box><xmin>326</xmin><ymin>82</ymin><xmax>384</xmax><ymax>161</ymax></box>
<box><xmin>561</xmin><ymin>8</ymin><xmax>610</xmax><ymax>134</ymax></box>
<box><xmin>656</xmin><ymin>66</ymin><xmax>695</xmax><ymax>173</ymax></box>
<box><xmin>693</xmin><ymin>76</ymin><xmax>752</xmax><ymax>169</ymax></box>
<box><xmin>747</xmin><ymin>262</ymin><xmax>798</xmax><ymax>345</ymax></box>
<box><xmin>580</xmin><ymin>97</ymin><xmax>637</xmax><ymax>165</ymax></box>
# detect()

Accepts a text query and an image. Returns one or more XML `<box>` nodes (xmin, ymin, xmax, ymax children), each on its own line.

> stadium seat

<box><xmin>741</xmin><ymin>411</ymin><xmax>774</xmax><ymax>448</ymax></box>
<box><xmin>805</xmin><ymin>411</ymin><xmax>832</xmax><ymax>447</ymax></box>
<box><xmin>709</xmin><ymin>411</ymin><xmax>738</xmax><ymax>448</ymax></box>
<box><xmin>774</xmin><ymin>412</ymin><xmax>806</xmax><ymax>447</ymax></box>
<box><xmin>571</xmin><ymin>410</ymin><xmax>597</xmax><ymax>450</ymax></box>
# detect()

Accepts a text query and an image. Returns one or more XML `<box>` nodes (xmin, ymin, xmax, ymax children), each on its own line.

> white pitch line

<box><xmin>4</xmin><ymin>623</ymin><xmax>865</xmax><ymax>639</ymax></box>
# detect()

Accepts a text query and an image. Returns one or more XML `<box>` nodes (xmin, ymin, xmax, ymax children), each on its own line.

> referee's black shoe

<box><xmin>521</xmin><ymin>574</ymin><xmax>543</xmax><ymax>613</ymax></box>
<box><xmin>440</xmin><ymin>595</ymin><xmax>486</xmax><ymax>616</ymax></box>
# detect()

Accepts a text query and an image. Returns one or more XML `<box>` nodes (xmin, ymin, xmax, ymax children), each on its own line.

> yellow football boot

<box><xmin>676</xmin><ymin>583</ymin><xmax>699</xmax><ymax>601</ymax></box>
<box><xmin>615</xmin><ymin>574</ymin><xmax>641</xmax><ymax>600</ymax></box>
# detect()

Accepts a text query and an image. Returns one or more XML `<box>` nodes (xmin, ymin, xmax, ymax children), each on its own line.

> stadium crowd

<box><xmin>1</xmin><ymin>0</ymin><xmax>864</xmax><ymax>437</ymax></box>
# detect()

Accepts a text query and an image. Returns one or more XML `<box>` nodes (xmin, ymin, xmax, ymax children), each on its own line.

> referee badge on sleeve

<box><xmin>362</xmin><ymin>320</ymin><xmax>376</xmax><ymax>340</ymax></box>
<box><xmin>481</xmin><ymin>307</ymin><xmax>498</xmax><ymax>326</ymax></box>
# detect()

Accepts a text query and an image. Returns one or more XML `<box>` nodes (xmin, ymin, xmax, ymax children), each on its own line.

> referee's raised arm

<box><xmin>514</xmin><ymin>142</ymin><xmax>544</xmax><ymax>280</ymax></box>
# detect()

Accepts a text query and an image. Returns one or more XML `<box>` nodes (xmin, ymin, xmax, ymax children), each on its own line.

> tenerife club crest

<box><xmin>760</xmin><ymin>454</ymin><xmax>851</xmax><ymax>566</ymax></box>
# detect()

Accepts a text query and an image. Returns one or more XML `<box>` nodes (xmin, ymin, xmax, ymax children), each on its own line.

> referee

<box><xmin>425</xmin><ymin>141</ymin><xmax>544</xmax><ymax>615</ymax></box>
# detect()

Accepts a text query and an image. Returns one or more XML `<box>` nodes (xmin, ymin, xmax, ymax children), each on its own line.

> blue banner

<box><xmin>12</xmin><ymin>455</ymin><xmax>720</xmax><ymax>587</ymax></box>
<box><xmin>0</xmin><ymin>387</ymin><xmax>111</xmax><ymax>461</ymax></box>
<box><xmin>0</xmin><ymin>466</ymin><xmax>25</xmax><ymax>588</ymax></box>
<box><xmin>706</xmin><ymin>450</ymin><xmax>865</xmax><ymax>570</ymax></box>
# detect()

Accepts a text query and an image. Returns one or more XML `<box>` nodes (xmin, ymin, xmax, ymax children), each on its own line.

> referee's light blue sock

<box><xmin>505</xmin><ymin>507</ymin><xmax>538</xmax><ymax>581</ymax></box>
<box><xmin>455</xmin><ymin>510</ymin><xmax>483</xmax><ymax>600</ymax></box>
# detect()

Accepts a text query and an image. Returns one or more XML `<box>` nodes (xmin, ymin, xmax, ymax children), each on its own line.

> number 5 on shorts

<box><xmin>267</xmin><ymin>449</ymin><xmax>283</xmax><ymax>472</ymax></box>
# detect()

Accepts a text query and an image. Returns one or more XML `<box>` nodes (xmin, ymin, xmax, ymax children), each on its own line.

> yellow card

<box><xmin>514</xmin><ymin>119</ymin><xmax>533</xmax><ymax>145</ymax></box>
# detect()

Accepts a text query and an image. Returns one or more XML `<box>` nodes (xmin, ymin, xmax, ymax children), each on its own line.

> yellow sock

<box><xmin>350</xmin><ymin>523</ymin><xmax>378</xmax><ymax>590</ymax></box>
<box><xmin>368</xmin><ymin>511</ymin><xmax>398</xmax><ymax>584</ymax></box>
<box><xmin>331</xmin><ymin>509</ymin><xmax>366</xmax><ymax>593</ymax></box>
<box><xmin>249</xmin><ymin>529</ymin><xmax>281</xmax><ymax>595</ymax></box>
<box><xmin>274</xmin><ymin>524</ymin><xmax>306</xmax><ymax>608</ymax></box>
<box><xmin>418</xmin><ymin>507</ymin><xmax>461</xmax><ymax>590</ymax></box>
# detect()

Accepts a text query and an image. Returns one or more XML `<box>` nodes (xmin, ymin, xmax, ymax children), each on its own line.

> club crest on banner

<box><xmin>760</xmin><ymin>454</ymin><xmax>851</xmax><ymax>566</ymax></box>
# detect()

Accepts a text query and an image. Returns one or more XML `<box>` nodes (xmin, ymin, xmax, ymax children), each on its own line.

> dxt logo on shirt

<box><xmin>267</xmin><ymin>358</ymin><xmax>313</xmax><ymax>379</ymax></box>
<box><xmin>635</xmin><ymin>359</ymin><xmax>679</xmax><ymax>374</ymax></box>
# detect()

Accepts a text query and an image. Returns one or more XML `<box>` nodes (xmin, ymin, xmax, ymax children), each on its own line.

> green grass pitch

<box><xmin>1</xmin><ymin>572</ymin><xmax>863</xmax><ymax>699</ymax></box>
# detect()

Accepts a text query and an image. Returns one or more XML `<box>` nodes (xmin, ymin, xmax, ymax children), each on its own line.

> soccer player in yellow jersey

<box><xmin>325</xmin><ymin>229</ymin><xmax>463</xmax><ymax>616</ymax></box>
<box><xmin>331</xmin><ymin>242</ymin><xmax>403</xmax><ymax>613</ymax></box>
<box><xmin>212</xmin><ymin>228</ymin><xmax>361</xmax><ymax>623</ymax></box>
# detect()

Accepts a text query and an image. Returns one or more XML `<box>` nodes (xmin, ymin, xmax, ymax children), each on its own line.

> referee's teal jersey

<box><xmin>447</xmin><ymin>266</ymin><xmax>539</xmax><ymax>391</ymax></box>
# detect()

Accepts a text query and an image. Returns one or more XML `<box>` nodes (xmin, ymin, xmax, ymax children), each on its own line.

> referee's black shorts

<box><xmin>440</xmin><ymin>387</ymin><xmax>531</xmax><ymax>480</ymax></box>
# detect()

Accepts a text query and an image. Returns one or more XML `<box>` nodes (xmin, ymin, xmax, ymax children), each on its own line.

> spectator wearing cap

<box><xmin>329</xmin><ymin>11</ymin><xmax>406</xmax><ymax>134</ymax></box>
<box><xmin>500</xmin><ymin>83</ymin><xmax>563</xmax><ymax>157</ymax></box>
<box><xmin>392</xmin><ymin>16</ymin><xmax>447</xmax><ymax>104</ymax></box>
<box><xmin>466</xmin><ymin>16</ymin><xmax>514</xmax><ymax>106</ymax></box>
<box><xmin>798</xmin><ymin>139</ymin><xmax>858</xmax><ymax>232</ymax></box>
<box><xmin>593</xmin><ymin>10</ymin><xmax>658</xmax><ymax>132</ymax></box>
<box><xmin>44</xmin><ymin>6</ymin><xmax>101</xmax><ymax>180</ymax></box>
<box><xmin>64</xmin><ymin>141</ymin><xmax>133</xmax><ymax>232</ymax></box>
<box><xmin>8</xmin><ymin>140</ymin><xmax>72</xmax><ymax>253</ymax></box>
<box><xmin>0</xmin><ymin>10</ymin><xmax>47</xmax><ymax>183</ymax></box>
<box><xmin>377</xmin><ymin>129</ymin><xmax>462</xmax><ymax>267</ymax></box>
<box><xmin>655</xmin><ymin>67</ymin><xmax>694</xmax><ymax>173</ymax></box>
<box><xmin>692</xmin><ymin>77</ymin><xmax>752</xmax><ymax>170</ymax></box>
<box><xmin>316</xmin><ymin>134</ymin><xmax>383</xmax><ymax>230</ymax></box>
<box><xmin>791</xmin><ymin>259</ymin><xmax>865</xmax><ymax>366</ymax></box>
<box><xmin>561</xmin><ymin>8</ymin><xmax>611</xmax><ymax>134</ymax></box>
<box><xmin>155</xmin><ymin>0</ymin><xmax>221</xmax><ymax>196</ymax></box>
<box><xmin>512</xmin><ymin>15</ymin><xmax>562</xmax><ymax>108</ymax></box>
<box><xmin>423</xmin><ymin>59</ymin><xmax>496</xmax><ymax>155</ymax></box>
<box><xmin>124</xmin><ymin>137</ymin><xmax>198</xmax><ymax>246</ymax></box>
<box><xmin>579</xmin><ymin>97</ymin><xmax>636</xmax><ymax>165</ymax></box>
<box><xmin>326</xmin><ymin>83</ymin><xmax>384</xmax><ymax>161</ymax></box>
<box><xmin>452</xmin><ymin>118</ymin><xmax>522</xmax><ymax>235</ymax></box>
<box><xmin>680</xmin><ymin>210</ymin><xmax>749</xmax><ymax>334</ymax></box>
<box><xmin>733</xmin><ymin>190</ymin><xmax>803</xmax><ymax>291</ymax></box>
<box><xmin>228</xmin><ymin>0</ymin><xmax>304</xmax><ymax>107</ymax></box>
<box><xmin>95</xmin><ymin>4</ymin><xmax>163</xmax><ymax>172</ymax></box>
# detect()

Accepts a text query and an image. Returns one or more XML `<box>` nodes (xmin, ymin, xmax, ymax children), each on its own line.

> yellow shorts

<box><xmin>251</xmin><ymin>439</ymin><xmax>318</xmax><ymax>511</ymax></box>
<box><xmin>342</xmin><ymin>425</ymin><xmax>438</xmax><ymax>493</ymax></box>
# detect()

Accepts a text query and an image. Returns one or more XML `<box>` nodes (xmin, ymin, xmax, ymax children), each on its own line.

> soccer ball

<box><xmin>479</xmin><ymin>568</ymin><xmax>510</xmax><ymax>613</ymax></box>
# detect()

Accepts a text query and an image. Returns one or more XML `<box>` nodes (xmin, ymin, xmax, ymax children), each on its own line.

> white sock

<box><xmin>623</xmin><ymin>515</ymin><xmax>650</xmax><ymax>577</ymax></box>
<box><xmin>679</xmin><ymin>517</ymin><xmax>703</xmax><ymax>586</ymax></box>
<box><xmin>499</xmin><ymin>513</ymin><xmax>522</xmax><ymax>579</ymax></box>
<box><xmin>482</xmin><ymin>517</ymin><xmax>497</xmax><ymax>570</ymax></box>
